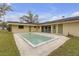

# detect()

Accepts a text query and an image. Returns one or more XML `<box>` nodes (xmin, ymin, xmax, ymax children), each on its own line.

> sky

<box><xmin>4</xmin><ymin>3</ymin><xmax>79</xmax><ymax>22</ymax></box>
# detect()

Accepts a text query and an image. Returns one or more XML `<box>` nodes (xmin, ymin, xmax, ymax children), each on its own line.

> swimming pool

<box><xmin>18</xmin><ymin>33</ymin><xmax>56</xmax><ymax>47</ymax></box>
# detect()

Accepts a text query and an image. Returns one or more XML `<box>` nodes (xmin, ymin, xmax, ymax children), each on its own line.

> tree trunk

<box><xmin>2</xmin><ymin>15</ymin><xmax>5</xmax><ymax>30</ymax></box>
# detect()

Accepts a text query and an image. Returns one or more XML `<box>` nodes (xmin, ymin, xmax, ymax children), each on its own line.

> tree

<box><xmin>20</xmin><ymin>11</ymin><xmax>39</xmax><ymax>32</ymax></box>
<box><xmin>33</xmin><ymin>14</ymin><xmax>39</xmax><ymax>23</ymax></box>
<box><xmin>20</xmin><ymin>11</ymin><xmax>39</xmax><ymax>23</ymax></box>
<box><xmin>0</xmin><ymin>3</ymin><xmax>13</xmax><ymax>29</ymax></box>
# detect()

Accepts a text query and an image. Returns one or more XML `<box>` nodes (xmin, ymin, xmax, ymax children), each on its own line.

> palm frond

<box><xmin>20</xmin><ymin>11</ymin><xmax>39</xmax><ymax>23</ymax></box>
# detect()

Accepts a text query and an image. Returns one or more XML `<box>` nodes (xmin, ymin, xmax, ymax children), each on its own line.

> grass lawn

<box><xmin>0</xmin><ymin>30</ymin><xmax>20</xmax><ymax>56</ymax></box>
<box><xmin>48</xmin><ymin>36</ymin><xmax>79</xmax><ymax>56</ymax></box>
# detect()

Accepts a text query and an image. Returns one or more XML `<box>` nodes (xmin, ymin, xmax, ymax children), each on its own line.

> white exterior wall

<box><xmin>63</xmin><ymin>22</ymin><xmax>79</xmax><ymax>36</ymax></box>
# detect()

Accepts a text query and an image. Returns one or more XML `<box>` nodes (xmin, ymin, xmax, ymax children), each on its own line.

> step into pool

<box><xmin>18</xmin><ymin>33</ymin><xmax>56</xmax><ymax>47</ymax></box>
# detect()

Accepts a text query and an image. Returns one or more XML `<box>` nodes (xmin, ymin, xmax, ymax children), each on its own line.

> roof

<box><xmin>7</xmin><ymin>21</ymin><xmax>19</xmax><ymax>23</ymax></box>
<box><xmin>42</xmin><ymin>16</ymin><xmax>79</xmax><ymax>24</ymax></box>
<box><xmin>7</xmin><ymin>21</ymin><xmax>40</xmax><ymax>25</ymax></box>
<box><xmin>7</xmin><ymin>16</ymin><xmax>79</xmax><ymax>24</ymax></box>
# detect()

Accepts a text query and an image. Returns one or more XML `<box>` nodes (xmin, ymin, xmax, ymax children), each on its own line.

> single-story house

<box><xmin>7</xmin><ymin>21</ymin><xmax>42</xmax><ymax>32</ymax></box>
<box><xmin>7</xmin><ymin>16</ymin><xmax>79</xmax><ymax>36</ymax></box>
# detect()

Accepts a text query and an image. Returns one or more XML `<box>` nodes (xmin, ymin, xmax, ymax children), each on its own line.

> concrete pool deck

<box><xmin>13</xmin><ymin>33</ymin><xmax>69</xmax><ymax>56</ymax></box>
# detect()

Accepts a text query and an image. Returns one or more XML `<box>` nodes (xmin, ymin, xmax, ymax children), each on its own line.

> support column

<box><xmin>51</xmin><ymin>25</ymin><xmax>53</xmax><ymax>33</ymax></box>
<box><xmin>56</xmin><ymin>24</ymin><xmax>58</xmax><ymax>34</ymax></box>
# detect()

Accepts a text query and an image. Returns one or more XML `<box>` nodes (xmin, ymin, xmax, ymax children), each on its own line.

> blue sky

<box><xmin>5</xmin><ymin>3</ymin><xmax>79</xmax><ymax>22</ymax></box>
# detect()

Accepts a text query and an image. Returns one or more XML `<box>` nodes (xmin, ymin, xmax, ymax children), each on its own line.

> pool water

<box><xmin>18</xmin><ymin>33</ymin><xmax>54</xmax><ymax>47</ymax></box>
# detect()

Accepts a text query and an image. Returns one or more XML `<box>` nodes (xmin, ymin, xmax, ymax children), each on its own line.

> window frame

<box><xmin>18</xmin><ymin>25</ymin><xmax>24</xmax><ymax>29</ymax></box>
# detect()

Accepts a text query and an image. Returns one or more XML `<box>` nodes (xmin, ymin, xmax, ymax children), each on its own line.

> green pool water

<box><xmin>20</xmin><ymin>33</ymin><xmax>52</xmax><ymax>46</ymax></box>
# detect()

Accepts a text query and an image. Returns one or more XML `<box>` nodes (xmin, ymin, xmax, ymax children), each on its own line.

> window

<box><xmin>34</xmin><ymin>26</ymin><xmax>36</xmax><ymax>28</ymax></box>
<box><xmin>18</xmin><ymin>25</ymin><xmax>24</xmax><ymax>29</ymax></box>
<box><xmin>45</xmin><ymin>26</ymin><xmax>47</xmax><ymax>29</ymax></box>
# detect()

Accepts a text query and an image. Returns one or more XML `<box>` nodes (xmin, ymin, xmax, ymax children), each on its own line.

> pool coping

<box><xmin>17</xmin><ymin>33</ymin><xmax>59</xmax><ymax>48</ymax></box>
